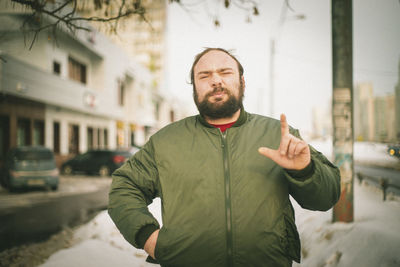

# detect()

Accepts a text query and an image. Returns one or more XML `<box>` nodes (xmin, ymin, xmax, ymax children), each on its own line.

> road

<box><xmin>0</xmin><ymin>165</ymin><xmax>398</xmax><ymax>252</ymax></box>
<box><xmin>355</xmin><ymin>164</ymin><xmax>400</xmax><ymax>197</ymax></box>
<box><xmin>0</xmin><ymin>175</ymin><xmax>111</xmax><ymax>252</ymax></box>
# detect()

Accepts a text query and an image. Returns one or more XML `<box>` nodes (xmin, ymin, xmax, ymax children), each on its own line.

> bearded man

<box><xmin>108</xmin><ymin>48</ymin><xmax>340</xmax><ymax>267</ymax></box>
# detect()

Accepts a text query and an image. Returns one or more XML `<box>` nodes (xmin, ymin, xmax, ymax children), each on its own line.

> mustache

<box><xmin>206</xmin><ymin>86</ymin><xmax>228</xmax><ymax>97</ymax></box>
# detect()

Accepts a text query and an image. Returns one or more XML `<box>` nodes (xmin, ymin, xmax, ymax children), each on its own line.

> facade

<box><xmin>311</xmin><ymin>103</ymin><xmax>332</xmax><ymax>139</ymax></box>
<box><xmin>396</xmin><ymin>59</ymin><xmax>400</xmax><ymax>142</ymax></box>
<box><xmin>0</xmin><ymin>3</ymin><xmax>156</xmax><ymax>166</ymax></box>
<box><xmin>374</xmin><ymin>95</ymin><xmax>396</xmax><ymax>142</ymax></box>
<box><xmin>354</xmin><ymin>82</ymin><xmax>397</xmax><ymax>143</ymax></box>
<box><xmin>76</xmin><ymin>0</ymin><xmax>185</xmax><ymax>128</ymax></box>
<box><xmin>354</xmin><ymin>82</ymin><xmax>375</xmax><ymax>141</ymax></box>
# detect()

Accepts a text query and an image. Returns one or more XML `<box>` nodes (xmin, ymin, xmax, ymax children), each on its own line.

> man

<box><xmin>108</xmin><ymin>48</ymin><xmax>340</xmax><ymax>267</ymax></box>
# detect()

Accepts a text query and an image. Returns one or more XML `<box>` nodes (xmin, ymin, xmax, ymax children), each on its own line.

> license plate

<box><xmin>27</xmin><ymin>179</ymin><xmax>45</xmax><ymax>185</ymax></box>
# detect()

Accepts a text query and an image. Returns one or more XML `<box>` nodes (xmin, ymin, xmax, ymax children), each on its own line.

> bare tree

<box><xmin>5</xmin><ymin>0</ymin><xmax>260</xmax><ymax>49</ymax></box>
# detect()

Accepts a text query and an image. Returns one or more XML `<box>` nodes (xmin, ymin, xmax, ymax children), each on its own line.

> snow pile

<box><xmin>37</xmin><ymin>181</ymin><xmax>400</xmax><ymax>267</ymax></box>
<box><xmin>39</xmin><ymin>200</ymin><xmax>162</xmax><ymax>267</ymax></box>
<box><xmin>353</xmin><ymin>142</ymin><xmax>399</xmax><ymax>169</ymax></box>
<box><xmin>27</xmin><ymin>140</ymin><xmax>400</xmax><ymax>266</ymax></box>
<box><xmin>309</xmin><ymin>139</ymin><xmax>400</xmax><ymax>169</ymax></box>
<box><xmin>292</xmin><ymin>182</ymin><xmax>400</xmax><ymax>267</ymax></box>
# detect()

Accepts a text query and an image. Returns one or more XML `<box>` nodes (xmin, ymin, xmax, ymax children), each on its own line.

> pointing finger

<box><xmin>279</xmin><ymin>134</ymin><xmax>290</xmax><ymax>156</ymax></box>
<box><xmin>280</xmin><ymin>114</ymin><xmax>289</xmax><ymax>137</ymax></box>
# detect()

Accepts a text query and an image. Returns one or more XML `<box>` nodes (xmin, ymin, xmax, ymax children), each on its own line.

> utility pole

<box><xmin>331</xmin><ymin>0</ymin><xmax>354</xmax><ymax>222</ymax></box>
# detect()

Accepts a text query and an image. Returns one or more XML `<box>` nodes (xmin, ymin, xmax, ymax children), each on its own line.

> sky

<box><xmin>165</xmin><ymin>0</ymin><xmax>400</xmax><ymax>133</ymax></box>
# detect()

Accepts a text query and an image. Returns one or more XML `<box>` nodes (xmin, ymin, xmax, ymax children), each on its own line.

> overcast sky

<box><xmin>165</xmin><ymin>0</ymin><xmax>400</xmax><ymax>132</ymax></box>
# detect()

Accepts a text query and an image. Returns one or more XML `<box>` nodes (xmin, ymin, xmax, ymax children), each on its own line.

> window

<box><xmin>104</xmin><ymin>129</ymin><xmax>108</xmax><ymax>148</ymax></box>
<box><xmin>97</xmin><ymin>128</ymin><xmax>101</xmax><ymax>147</ymax></box>
<box><xmin>53</xmin><ymin>122</ymin><xmax>60</xmax><ymax>154</ymax></box>
<box><xmin>33</xmin><ymin>120</ymin><xmax>44</xmax><ymax>146</ymax></box>
<box><xmin>130</xmin><ymin>131</ymin><xmax>135</xmax><ymax>146</ymax></box>
<box><xmin>87</xmin><ymin>127</ymin><xmax>94</xmax><ymax>150</ymax></box>
<box><xmin>53</xmin><ymin>61</ymin><xmax>61</xmax><ymax>75</ymax></box>
<box><xmin>0</xmin><ymin>116</ymin><xmax>10</xmax><ymax>160</ymax></box>
<box><xmin>118</xmin><ymin>80</ymin><xmax>125</xmax><ymax>106</ymax></box>
<box><xmin>68</xmin><ymin>57</ymin><xmax>87</xmax><ymax>84</ymax></box>
<box><xmin>68</xmin><ymin>124</ymin><xmax>79</xmax><ymax>154</ymax></box>
<box><xmin>17</xmin><ymin>118</ymin><xmax>31</xmax><ymax>146</ymax></box>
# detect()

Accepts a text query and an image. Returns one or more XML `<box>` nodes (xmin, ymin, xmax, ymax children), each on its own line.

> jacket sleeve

<box><xmin>285</xmin><ymin>130</ymin><xmax>341</xmax><ymax>211</ymax></box>
<box><xmin>108</xmin><ymin>138</ymin><xmax>161</xmax><ymax>248</ymax></box>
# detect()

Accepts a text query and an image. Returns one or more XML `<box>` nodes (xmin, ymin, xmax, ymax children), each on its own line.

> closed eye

<box><xmin>198</xmin><ymin>74</ymin><xmax>209</xmax><ymax>79</ymax></box>
<box><xmin>221</xmin><ymin>71</ymin><xmax>233</xmax><ymax>75</ymax></box>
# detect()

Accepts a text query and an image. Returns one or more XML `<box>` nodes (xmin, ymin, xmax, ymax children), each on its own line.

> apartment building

<box><xmin>396</xmin><ymin>59</ymin><xmax>400</xmax><ymax>142</ymax></box>
<box><xmin>354</xmin><ymin>82</ymin><xmax>397</xmax><ymax>143</ymax></box>
<box><xmin>354</xmin><ymin>82</ymin><xmax>375</xmax><ymax>141</ymax></box>
<box><xmin>0</xmin><ymin>4</ymin><xmax>156</xmax><ymax>165</ymax></box>
<box><xmin>76</xmin><ymin>0</ymin><xmax>184</xmax><ymax>128</ymax></box>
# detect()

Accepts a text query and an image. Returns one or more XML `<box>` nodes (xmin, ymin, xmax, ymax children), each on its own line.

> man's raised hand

<box><xmin>258</xmin><ymin>114</ymin><xmax>311</xmax><ymax>170</ymax></box>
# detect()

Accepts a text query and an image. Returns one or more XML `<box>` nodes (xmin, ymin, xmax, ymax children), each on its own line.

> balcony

<box><xmin>0</xmin><ymin>54</ymin><xmax>122</xmax><ymax>118</ymax></box>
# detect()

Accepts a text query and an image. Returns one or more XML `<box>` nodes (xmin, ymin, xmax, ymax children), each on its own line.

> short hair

<box><xmin>189</xmin><ymin>48</ymin><xmax>244</xmax><ymax>85</ymax></box>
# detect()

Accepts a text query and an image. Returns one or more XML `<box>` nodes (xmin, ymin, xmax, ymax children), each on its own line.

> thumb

<box><xmin>258</xmin><ymin>147</ymin><xmax>277</xmax><ymax>159</ymax></box>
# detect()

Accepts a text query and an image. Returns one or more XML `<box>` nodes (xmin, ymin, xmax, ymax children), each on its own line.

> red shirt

<box><xmin>209</xmin><ymin>121</ymin><xmax>237</xmax><ymax>133</ymax></box>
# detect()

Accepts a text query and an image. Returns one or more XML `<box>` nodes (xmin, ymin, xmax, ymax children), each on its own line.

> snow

<box><xmin>32</xmin><ymin>142</ymin><xmax>400</xmax><ymax>266</ymax></box>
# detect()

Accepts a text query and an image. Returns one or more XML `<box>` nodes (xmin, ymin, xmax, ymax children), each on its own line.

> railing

<box><xmin>356</xmin><ymin>172</ymin><xmax>400</xmax><ymax>201</ymax></box>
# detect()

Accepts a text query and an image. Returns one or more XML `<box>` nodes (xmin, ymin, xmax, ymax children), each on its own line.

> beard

<box><xmin>193</xmin><ymin>80</ymin><xmax>244</xmax><ymax>120</ymax></box>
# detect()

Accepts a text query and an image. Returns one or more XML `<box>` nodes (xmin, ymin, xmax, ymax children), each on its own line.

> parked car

<box><xmin>61</xmin><ymin>149</ymin><xmax>133</xmax><ymax>177</ymax></box>
<box><xmin>0</xmin><ymin>146</ymin><xmax>59</xmax><ymax>191</ymax></box>
<box><xmin>387</xmin><ymin>144</ymin><xmax>400</xmax><ymax>159</ymax></box>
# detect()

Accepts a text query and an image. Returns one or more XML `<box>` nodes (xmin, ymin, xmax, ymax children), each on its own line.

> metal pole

<box><xmin>269</xmin><ymin>38</ymin><xmax>275</xmax><ymax>118</ymax></box>
<box><xmin>331</xmin><ymin>0</ymin><xmax>354</xmax><ymax>222</ymax></box>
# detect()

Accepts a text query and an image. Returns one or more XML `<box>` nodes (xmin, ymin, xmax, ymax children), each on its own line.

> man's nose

<box><xmin>210</xmin><ymin>73</ymin><xmax>222</xmax><ymax>86</ymax></box>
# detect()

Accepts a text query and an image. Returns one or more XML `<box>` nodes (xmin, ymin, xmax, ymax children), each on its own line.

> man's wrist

<box><xmin>136</xmin><ymin>224</ymin><xmax>159</xmax><ymax>249</ymax></box>
<box><xmin>285</xmin><ymin>159</ymin><xmax>315</xmax><ymax>180</ymax></box>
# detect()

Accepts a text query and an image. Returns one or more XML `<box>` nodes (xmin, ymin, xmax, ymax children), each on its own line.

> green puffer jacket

<box><xmin>109</xmin><ymin>109</ymin><xmax>341</xmax><ymax>267</ymax></box>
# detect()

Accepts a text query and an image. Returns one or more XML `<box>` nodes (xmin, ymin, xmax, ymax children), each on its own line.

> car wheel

<box><xmin>51</xmin><ymin>185</ymin><xmax>58</xmax><ymax>191</ymax></box>
<box><xmin>62</xmin><ymin>165</ymin><xmax>73</xmax><ymax>175</ymax></box>
<box><xmin>99</xmin><ymin>165</ymin><xmax>110</xmax><ymax>177</ymax></box>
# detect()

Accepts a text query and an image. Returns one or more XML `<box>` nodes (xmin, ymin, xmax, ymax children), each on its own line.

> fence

<box><xmin>356</xmin><ymin>172</ymin><xmax>400</xmax><ymax>201</ymax></box>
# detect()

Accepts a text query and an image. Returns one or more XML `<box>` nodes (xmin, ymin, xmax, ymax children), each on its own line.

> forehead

<box><xmin>194</xmin><ymin>50</ymin><xmax>238</xmax><ymax>73</ymax></box>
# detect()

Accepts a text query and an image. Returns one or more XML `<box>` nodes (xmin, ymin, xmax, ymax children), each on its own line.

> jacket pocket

<box><xmin>256</xmin><ymin>215</ymin><xmax>300</xmax><ymax>265</ymax></box>
<box><xmin>283</xmin><ymin>215</ymin><xmax>301</xmax><ymax>263</ymax></box>
<box><xmin>154</xmin><ymin>226</ymin><xmax>193</xmax><ymax>266</ymax></box>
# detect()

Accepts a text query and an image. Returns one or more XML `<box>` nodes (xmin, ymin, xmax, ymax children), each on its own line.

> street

<box><xmin>355</xmin><ymin>164</ymin><xmax>400</xmax><ymax>196</ymax></box>
<box><xmin>0</xmin><ymin>175</ymin><xmax>111</xmax><ymax>251</ymax></box>
<box><xmin>0</xmin><ymin>163</ymin><xmax>399</xmax><ymax>253</ymax></box>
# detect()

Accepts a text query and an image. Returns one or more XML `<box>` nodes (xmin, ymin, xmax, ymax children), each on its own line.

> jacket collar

<box><xmin>197</xmin><ymin>108</ymin><xmax>248</xmax><ymax>128</ymax></box>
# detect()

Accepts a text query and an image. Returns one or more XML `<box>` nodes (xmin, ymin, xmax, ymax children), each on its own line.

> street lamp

<box><xmin>268</xmin><ymin>5</ymin><xmax>305</xmax><ymax>118</ymax></box>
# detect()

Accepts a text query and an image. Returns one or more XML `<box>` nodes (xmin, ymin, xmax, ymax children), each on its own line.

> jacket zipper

<box><xmin>221</xmin><ymin>130</ymin><xmax>234</xmax><ymax>267</ymax></box>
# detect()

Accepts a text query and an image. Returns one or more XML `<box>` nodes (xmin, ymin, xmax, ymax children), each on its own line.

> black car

<box><xmin>388</xmin><ymin>144</ymin><xmax>400</xmax><ymax>159</ymax></box>
<box><xmin>61</xmin><ymin>149</ymin><xmax>133</xmax><ymax>176</ymax></box>
<box><xmin>0</xmin><ymin>146</ymin><xmax>59</xmax><ymax>191</ymax></box>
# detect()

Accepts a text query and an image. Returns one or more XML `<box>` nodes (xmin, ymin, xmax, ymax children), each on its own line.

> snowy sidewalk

<box><xmin>33</xmin><ymin>180</ymin><xmax>400</xmax><ymax>267</ymax></box>
<box><xmin>1</xmin><ymin>141</ymin><xmax>399</xmax><ymax>267</ymax></box>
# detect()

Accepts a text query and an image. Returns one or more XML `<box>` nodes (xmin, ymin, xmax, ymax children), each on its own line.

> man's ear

<box><xmin>241</xmin><ymin>76</ymin><xmax>246</xmax><ymax>91</ymax></box>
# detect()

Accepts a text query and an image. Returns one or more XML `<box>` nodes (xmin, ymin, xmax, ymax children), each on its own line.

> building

<box><xmin>354</xmin><ymin>82</ymin><xmax>375</xmax><ymax>141</ymax></box>
<box><xmin>395</xmin><ymin>59</ymin><xmax>400</xmax><ymax>142</ymax></box>
<box><xmin>76</xmin><ymin>0</ymin><xmax>184</xmax><ymax>128</ymax></box>
<box><xmin>354</xmin><ymin>82</ymin><xmax>397</xmax><ymax>143</ymax></box>
<box><xmin>311</xmin><ymin>103</ymin><xmax>332</xmax><ymax>139</ymax></box>
<box><xmin>374</xmin><ymin>95</ymin><xmax>396</xmax><ymax>142</ymax></box>
<box><xmin>0</xmin><ymin>2</ymin><xmax>156</xmax><ymax>166</ymax></box>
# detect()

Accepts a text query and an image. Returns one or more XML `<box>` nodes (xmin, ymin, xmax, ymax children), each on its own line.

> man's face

<box><xmin>193</xmin><ymin>50</ymin><xmax>244</xmax><ymax>120</ymax></box>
